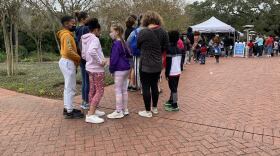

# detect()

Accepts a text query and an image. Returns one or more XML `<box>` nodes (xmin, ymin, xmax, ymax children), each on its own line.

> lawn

<box><xmin>0</xmin><ymin>62</ymin><xmax>114</xmax><ymax>99</ymax></box>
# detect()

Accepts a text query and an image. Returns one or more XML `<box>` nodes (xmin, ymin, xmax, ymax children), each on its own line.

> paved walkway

<box><xmin>1</xmin><ymin>57</ymin><xmax>280</xmax><ymax>156</ymax></box>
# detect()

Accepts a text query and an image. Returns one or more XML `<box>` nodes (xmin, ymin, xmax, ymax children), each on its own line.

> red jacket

<box><xmin>248</xmin><ymin>42</ymin><xmax>254</xmax><ymax>48</ymax></box>
<box><xmin>201</xmin><ymin>46</ymin><xmax>207</xmax><ymax>54</ymax></box>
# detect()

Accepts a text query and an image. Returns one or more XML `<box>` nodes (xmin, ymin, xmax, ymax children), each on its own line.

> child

<box><xmin>107</xmin><ymin>23</ymin><xmax>131</xmax><ymax>119</ymax></box>
<box><xmin>274</xmin><ymin>39</ymin><xmax>279</xmax><ymax>56</ymax></box>
<box><xmin>57</xmin><ymin>16</ymin><xmax>84</xmax><ymax>119</ymax></box>
<box><xmin>81</xmin><ymin>18</ymin><xmax>106</xmax><ymax>124</ymax></box>
<box><xmin>248</xmin><ymin>40</ymin><xmax>254</xmax><ymax>57</ymax></box>
<box><xmin>164</xmin><ymin>30</ymin><xmax>182</xmax><ymax>112</ymax></box>
<box><xmin>200</xmin><ymin>43</ymin><xmax>207</xmax><ymax>64</ymax></box>
<box><xmin>75</xmin><ymin>11</ymin><xmax>90</xmax><ymax>110</ymax></box>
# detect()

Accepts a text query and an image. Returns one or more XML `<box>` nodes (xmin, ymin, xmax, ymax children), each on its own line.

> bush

<box><xmin>100</xmin><ymin>36</ymin><xmax>112</xmax><ymax>57</ymax></box>
<box><xmin>20</xmin><ymin>51</ymin><xmax>59</xmax><ymax>62</ymax></box>
<box><xmin>0</xmin><ymin>52</ymin><xmax>6</xmax><ymax>63</ymax></box>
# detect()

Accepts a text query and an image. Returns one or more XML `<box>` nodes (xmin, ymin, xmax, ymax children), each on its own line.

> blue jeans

<box><xmin>267</xmin><ymin>45</ymin><xmax>273</xmax><ymax>55</ymax></box>
<box><xmin>80</xmin><ymin>59</ymin><xmax>89</xmax><ymax>103</ymax></box>
<box><xmin>200</xmin><ymin>54</ymin><xmax>206</xmax><ymax>64</ymax></box>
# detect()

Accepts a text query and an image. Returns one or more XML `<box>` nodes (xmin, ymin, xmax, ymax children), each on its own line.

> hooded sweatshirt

<box><xmin>109</xmin><ymin>40</ymin><xmax>131</xmax><ymax>73</ymax></box>
<box><xmin>81</xmin><ymin>33</ymin><xmax>105</xmax><ymax>73</ymax></box>
<box><xmin>57</xmin><ymin>29</ymin><xmax>80</xmax><ymax>66</ymax></box>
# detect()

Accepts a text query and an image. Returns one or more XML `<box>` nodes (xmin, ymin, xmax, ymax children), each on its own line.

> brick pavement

<box><xmin>1</xmin><ymin>57</ymin><xmax>280</xmax><ymax>156</ymax></box>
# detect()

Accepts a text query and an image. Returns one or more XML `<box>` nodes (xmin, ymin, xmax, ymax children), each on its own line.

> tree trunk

<box><xmin>10</xmin><ymin>23</ymin><xmax>14</xmax><ymax>76</ymax></box>
<box><xmin>39</xmin><ymin>38</ymin><xmax>42</xmax><ymax>62</ymax></box>
<box><xmin>36</xmin><ymin>40</ymin><xmax>40</xmax><ymax>62</ymax></box>
<box><xmin>2</xmin><ymin>15</ymin><xmax>12</xmax><ymax>76</ymax></box>
<box><xmin>14</xmin><ymin>21</ymin><xmax>19</xmax><ymax>74</ymax></box>
<box><xmin>52</xmin><ymin>22</ymin><xmax>60</xmax><ymax>53</ymax></box>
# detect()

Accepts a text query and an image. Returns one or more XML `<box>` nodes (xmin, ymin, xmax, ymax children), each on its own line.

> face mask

<box><xmin>69</xmin><ymin>26</ymin><xmax>76</xmax><ymax>32</ymax></box>
<box><xmin>110</xmin><ymin>32</ymin><xmax>116</xmax><ymax>40</ymax></box>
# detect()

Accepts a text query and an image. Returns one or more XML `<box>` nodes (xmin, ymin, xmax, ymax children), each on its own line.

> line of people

<box><xmin>57</xmin><ymin>11</ymin><xmax>184</xmax><ymax>124</ymax></box>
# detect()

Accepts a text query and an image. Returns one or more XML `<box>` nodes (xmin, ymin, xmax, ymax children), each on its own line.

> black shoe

<box><xmin>63</xmin><ymin>108</ymin><xmax>81</xmax><ymax>115</ymax></box>
<box><xmin>127</xmin><ymin>86</ymin><xmax>132</xmax><ymax>91</ymax></box>
<box><xmin>64</xmin><ymin>109</ymin><xmax>84</xmax><ymax>119</ymax></box>
<box><xmin>129</xmin><ymin>87</ymin><xmax>137</xmax><ymax>92</ymax></box>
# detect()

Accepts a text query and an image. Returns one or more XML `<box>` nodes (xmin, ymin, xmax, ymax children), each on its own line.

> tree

<box><xmin>0</xmin><ymin>0</ymin><xmax>22</xmax><ymax>76</ymax></box>
<box><xmin>20</xmin><ymin>6</ymin><xmax>52</xmax><ymax>62</ymax></box>
<box><xmin>185</xmin><ymin>0</ymin><xmax>280</xmax><ymax>35</ymax></box>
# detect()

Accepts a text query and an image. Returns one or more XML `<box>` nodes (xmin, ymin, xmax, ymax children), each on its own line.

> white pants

<box><xmin>114</xmin><ymin>70</ymin><xmax>130</xmax><ymax>112</ymax></box>
<box><xmin>59</xmin><ymin>58</ymin><xmax>76</xmax><ymax>112</ymax></box>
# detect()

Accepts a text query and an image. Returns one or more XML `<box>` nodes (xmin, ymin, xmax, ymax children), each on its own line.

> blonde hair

<box><xmin>111</xmin><ymin>23</ymin><xmax>126</xmax><ymax>45</ymax></box>
<box><xmin>141</xmin><ymin>11</ymin><xmax>164</xmax><ymax>27</ymax></box>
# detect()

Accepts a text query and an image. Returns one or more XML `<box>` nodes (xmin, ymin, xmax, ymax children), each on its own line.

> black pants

<box><xmin>257</xmin><ymin>46</ymin><xmax>263</xmax><ymax>56</ymax></box>
<box><xmin>181</xmin><ymin>53</ymin><xmax>186</xmax><ymax>71</ymax></box>
<box><xmin>215</xmin><ymin>55</ymin><xmax>220</xmax><ymax>63</ymax></box>
<box><xmin>168</xmin><ymin>76</ymin><xmax>180</xmax><ymax>108</ymax></box>
<box><xmin>140</xmin><ymin>71</ymin><xmax>161</xmax><ymax>111</ymax></box>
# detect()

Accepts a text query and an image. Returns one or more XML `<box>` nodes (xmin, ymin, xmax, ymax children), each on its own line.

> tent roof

<box><xmin>191</xmin><ymin>17</ymin><xmax>235</xmax><ymax>33</ymax></box>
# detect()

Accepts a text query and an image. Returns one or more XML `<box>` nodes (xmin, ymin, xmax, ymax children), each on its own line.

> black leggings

<box><xmin>168</xmin><ymin>76</ymin><xmax>180</xmax><ymax>108</ymax></box>
<box><xmin>140</xmin><ymin>71</ymin><xmax>161</xmax><ymax>111</ymax></box>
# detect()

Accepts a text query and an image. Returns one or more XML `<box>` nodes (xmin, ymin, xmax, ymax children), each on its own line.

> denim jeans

<box><xmin>267</xmin><ymin>45</ymin><xmax>273</xmax><ymax>55</ymax></box>
<box><xmin>200</xmin><ymin>54</ymin><xmax>206</xmax><ymax>64</ymax></box>
<box><xmin>80</xmin><ymin>59</ymin><xmax>89</xmax><ymax>103</ymax></box>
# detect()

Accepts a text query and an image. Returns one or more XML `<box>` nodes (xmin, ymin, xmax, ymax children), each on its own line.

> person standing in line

<box><xmin>255</xmin><ymin>34</ymin><xmax>264</xmax><ymax>57</ymax></box>
<box><xmin>137</xmin><ymin>11</ymin><xmax>169</xmax><ymax>118</ymax></box>
<box><xmin>186</xmin><ymin>27</ymin><xmax>194</xmax><ymax>64</ymax></box>
<box><xmin>75</xmin><ymin>11</ymin><xmax>90</xmax><ymax>110</ymax></box>
<box><xmin>57</xmin><ymin>16</ymin><xmax>84</xmax><ymax>119</ymax></box>
<box><xmin>107</xmin><ymin>23</ymin><xmax>131</xmax><ymax>119</ymax></box>
<box><xmin>164</xmin><ymin>30</ymin><xmax>182</xmax><ymax>112</ymax></box>
<box><xmin>127</xmin><ymin>15</ymin><xmax>143</xmax><ymax>92</ymax></box>
<box><xmin>81</xmin><ymin>18</ymin><xmax>106</xmax><ymax>124</ymax></box>
<box><xmin>223</xmin><ymin>36</ymin><xmax>231</xmax><ymax>57</ymax></box>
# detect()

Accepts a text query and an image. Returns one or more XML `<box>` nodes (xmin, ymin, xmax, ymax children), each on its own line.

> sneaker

<box><xmin>138</xmin><ymin>111</ymin><xmax>152</xmax><ymax>118</ymax></box>
<box><xmin>85</xmin><ymin>115</ymin><xmax>104</xmax><ymax>124</ymax></box>
<box><xmin>64</xmin><ymin>109</ymin><xmax>84</xmax><ymax>119</ymax></box>
<box><xmin>63</xmin><ymin>108</ymin><xmax>81</xmax><ymax>115</ymax></box>
<box><xmin>80</xmin><ymin>102</ymin><xmax>89</xmax><ymax>110</ymax></box>
<box><xmin>164</xmin><ymin>101</ymin><xmax>171</xmax><ymax>107</ymax></box>
<box><xmin>123</xmin><ymin>109</ymin><xmax>129</xmax><ymax>116</ymax></box>
<box><xmin>107</xmin><ymin>110</ymin><xmax>124</xmax><ymax>119</ymax></box>
<box><xmin>151</xmin><ymin>107</ymin><xmax>158</xmax><ymax>114</ymax></box>
<box><xmin>129</xmin><ymin>87</ymin><xmax>137</xmax><ymax>92</ymax></box>
<box><xmin>127</xmin><ymin>86</ymin><xmax>132</xmax><ymax>91</ymax></box>
<box><xmin>165</xmin><ymin>106</ymin><xmax>179</xmax><ymax>112</ymax></box>
<box><xmin>95</xmin><ymin>110</ymin><xmax>105</xmax><ymax>117</ymax></box>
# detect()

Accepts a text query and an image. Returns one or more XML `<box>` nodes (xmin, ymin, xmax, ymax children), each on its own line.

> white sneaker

<box><xmin>151</xmin><ymin>107</ymin><xmax>158</xmax><ymax>114</ymax></box>
<box><xmin>95</xmin><ymin>110</ymin><xmax>105</xmax><ymax>117</ymax></box>
<box><xmin>107</xmin><ymin>110</ymin><xmax>124</xmax><ymax>119</ymax></box>
<box><xmin>85</xmin><ymin>115</ymin><xmax>104</xmax><ymax>124</ymax></box>
<box><xmin>138</xmin><ymin>111</ymin><xmax>152</xmax><ymax>118</ymax></box>
<box><xmin>124</xmin><ymin>109</ymin><xmax>129</xmax><ymax>116</ymax></box>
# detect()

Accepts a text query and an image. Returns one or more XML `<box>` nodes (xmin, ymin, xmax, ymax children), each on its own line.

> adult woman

<box><xmin>137</xmin><ymin>11</ymin><xmax>169</xmax><ymax>118</ymax></box>
<box><xmin>192</xmin><ymin>31</ymin><xmax>201</xmax><ymax>62</ymax></box>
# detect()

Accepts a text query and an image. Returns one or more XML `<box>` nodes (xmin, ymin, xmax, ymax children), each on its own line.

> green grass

<box><xmin>0</xmin><ymin>62</ymin><xmax>114</xmax><ymax>99</ymax></box>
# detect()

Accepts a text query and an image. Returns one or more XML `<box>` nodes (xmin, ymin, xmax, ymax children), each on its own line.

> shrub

<box><xmin>0</xmin><ymin>51</ymin><xmax>6</xmax><ymax>63</ymax></box>
<box><xmin>100</xmin><ymin>36</ymin><xmax>112</xmax><ymax>57</ymax></box>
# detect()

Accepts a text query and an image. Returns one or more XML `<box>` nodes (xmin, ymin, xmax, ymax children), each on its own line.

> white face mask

<box><xmin>109</xmin><ymin>32</ymin><xmax>116</xmax><ymax>40</ymax></box>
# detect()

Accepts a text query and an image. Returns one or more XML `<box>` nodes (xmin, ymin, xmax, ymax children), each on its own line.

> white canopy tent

<box><xmin>191</xmin><ymin>17</ymin><xmax>235</xmax><ymax>33</ymax></box>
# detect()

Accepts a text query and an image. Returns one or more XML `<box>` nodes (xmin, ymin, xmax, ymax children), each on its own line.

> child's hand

<box><xmin>101</xmin><ymin>60</ymin><xmax>107</xmax><ymax>67</ymax></box>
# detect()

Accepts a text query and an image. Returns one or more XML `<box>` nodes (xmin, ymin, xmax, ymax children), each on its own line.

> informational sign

<box><xmin>234</xmin><ymin>42</ymin><xmax>246</xmax><ymax>57</ymax></box>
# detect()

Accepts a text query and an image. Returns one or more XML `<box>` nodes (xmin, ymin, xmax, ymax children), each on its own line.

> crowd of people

<box><xmin>57</xmin><ymin>11</ymin><xmax>225</xmax><ymax>124</ymax></box>
<box><xmin>248</xmin><ymin>34</ymin><xmax>280</xmax><ymax>57</ymax></box>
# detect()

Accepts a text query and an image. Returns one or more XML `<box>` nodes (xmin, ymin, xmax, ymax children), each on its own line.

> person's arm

<box><xmin>165</xmin><ymin>52</ymin><xmax>172</xmax><ymax>79</ymax></box>
<box><xmin>162</xmin><ymin>31</ymin><xmax>170</xmax><ymax>53</ymax></box>
<box><xmin>62</xmin><ymin>34</ymin><xmax>81</xmax><ymax>66</ymax></box>
<box><xmin>109</xmin><ymin>42</ymin><xmax>121</xmax><ymax>74</ymax></box>
<box><xmin>137</xmin><ymin>30</ymin><xmax>145</xmax><ymax>49</ymax></box>
<box><xmin>127</xmin><ymin>30</ymin><xmax>136</xmax><ymax>44</ymax></box>
<box><xmin>88</xmin><ymin>38</ymin><xmax>103</xmax><ymax>65</ymax></box>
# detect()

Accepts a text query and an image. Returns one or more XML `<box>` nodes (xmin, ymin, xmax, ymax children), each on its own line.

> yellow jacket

<box><xmin>57</xmin><ymin>29</ymin><xmax>80</xmax><ymax>66</ymax></box>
